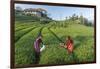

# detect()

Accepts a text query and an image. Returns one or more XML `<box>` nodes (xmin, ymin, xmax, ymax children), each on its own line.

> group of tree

<box><xmin>15</xmin><ymin>6</ymin><xmax>23</xmax><ymax>14</ymax></box>
<box><xmin>65</xmin><ymin>13</ymin><xmax>93</xmax><ymax>27</ymax></box>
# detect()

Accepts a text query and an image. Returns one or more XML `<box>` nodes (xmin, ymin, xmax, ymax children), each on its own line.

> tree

<box><xmin>68</xmin><ymin>13</ymin><xmax>78</xmax><ymax>21</ymax></box>
<box><xmin>15</xmin><ymin>6</ymin><xmax>23</xmax><ymax>12</ymax></box>
<box><xmin>83</xmin><ymin>18</ymin><xmax>93</xmax><ymax>26</ymax></box>
<box><xmin>15</xmin><ymin>6</ymin><xmax>23</xmax><ymax>15</ymax></box>
<box><xmin>66</xmin><ymin>17</ymin><xmax>68</xmax><ymax>20</ymax></box>
<box><xmin>79</xmin><ymin>15</ymin><xmax>84</xmax><ymax>24</ymax></box>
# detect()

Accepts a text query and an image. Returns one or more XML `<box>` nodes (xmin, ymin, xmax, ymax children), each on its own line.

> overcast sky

<box><xmin>15</xmin><ymin>3</ymin><xmax>94</xmax><ymax>21</ymax></box>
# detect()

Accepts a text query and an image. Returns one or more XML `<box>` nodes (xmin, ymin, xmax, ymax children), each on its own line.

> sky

<box><xmin>15</xmin><ymin>3</ymin><xmax>94</xmax><ymax>21</ymax></box>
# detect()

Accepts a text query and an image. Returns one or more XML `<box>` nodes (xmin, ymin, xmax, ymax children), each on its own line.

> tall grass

<box><xmin>15</xmin><ymin>22</ymin><xmax>94</xmax><ymax>65</ymax></box>
<box><xmin>15</xmin><ymin>26</ymin><xmax>36</xmax><ymax>42</ymax></box>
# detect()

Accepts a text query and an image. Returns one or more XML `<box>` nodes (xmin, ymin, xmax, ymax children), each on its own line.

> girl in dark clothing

<box><xmin>34</xmin><ymin>35</ymin><xmax>43</xmax><ymax>64</ymax></box>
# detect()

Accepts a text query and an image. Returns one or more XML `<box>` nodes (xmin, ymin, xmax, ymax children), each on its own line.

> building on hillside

<box><xmin>23</xmin><ymin>8</ymin><xmax>47</xmax><ymax>18</ymax></box>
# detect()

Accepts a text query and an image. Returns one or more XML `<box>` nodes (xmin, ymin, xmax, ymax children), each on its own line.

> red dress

<box><xmin>66</xmin><ymin>39</ymin><xmax>73</xmax><ymax>53</ymax></box>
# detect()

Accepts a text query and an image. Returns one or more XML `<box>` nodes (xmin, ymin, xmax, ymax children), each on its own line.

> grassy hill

<box><xmin>14</xmin><ymin>15</ymin><xmax>95</xmax><ymax>66</ymax></box>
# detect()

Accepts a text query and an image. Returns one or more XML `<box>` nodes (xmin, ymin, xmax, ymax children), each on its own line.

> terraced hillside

<box><xmin>15</xmin><ymin>17</ymin><xmax>94</xmax><ymax>66</ymax></box>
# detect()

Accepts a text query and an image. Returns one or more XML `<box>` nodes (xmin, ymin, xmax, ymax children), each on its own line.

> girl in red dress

<box><xmin>60</xmin><ymin>36</ymin><xmax>74</xmax><ymax>54</ymax></box>
<box><xmin>66</xmin><ymin>36</ymin><xmax>74</xmax><ymax>54</ymax></box>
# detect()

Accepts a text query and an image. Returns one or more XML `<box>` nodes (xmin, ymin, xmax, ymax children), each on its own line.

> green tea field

<box><xmin>15</xmin><ymin>15</ymin><xmax>95</xmax><ymax>66</ymax></box>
